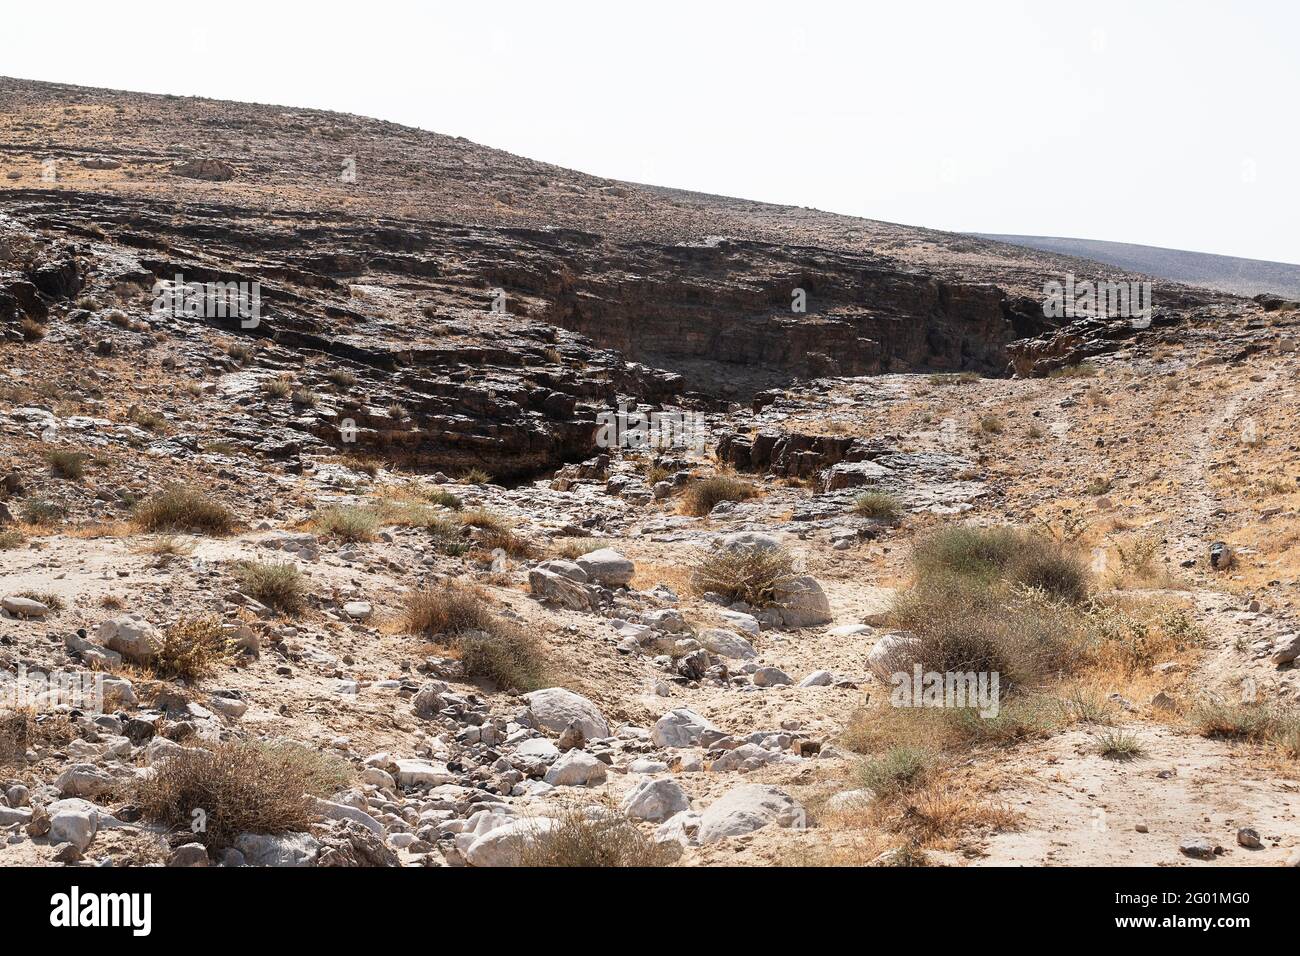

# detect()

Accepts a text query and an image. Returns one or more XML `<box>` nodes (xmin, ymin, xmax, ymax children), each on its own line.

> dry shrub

<box><xmin>132</xmin><ymin>533</ymin><xmax>197</xmax><ymax>557</ymax></box>
<box><xmin>888</xmin><ymin>575</ymin><xmax>1086</xmax><ymax>690</ymax></box>
<box><xmin>551</xmin><ymin>539</ymin><xmax>603</xmax><ymax>560</ymax></box>
<box><xmin>856</xmin><ymin>746</ymin><xmax>935</xmax><ymax>798</ymax></box>
<box><xmin>405</xmin><ymin>582</ymin><xmax>494</xmax><ymax>635</ymax></box>
<box><xmin>261</xmin><ymin>376</ymin><xmax>293</xmax><ymax>398</ymax></box>
<box><xmin>235</xmin><ymin>561</ymin><xmax>305</xmax><ymax>615</ymax></box>
<box><xmin>155</xmin><ymin>616</ymin><xmax>234</xmax><ymax>681</ymax></box>
<box><xmin>20</xmin><ymin>498</ymin><xmax>66</xmax><ymax>525</ymax></box>
<box><xmin>477</xmin><ymin>526</ymin><xmax>536</xmax><ymax>559</ymax></box>
<box><xmin>16</xmin><ymin>590</ymin><xmax>64</xmax><ymax>612</ymax></box>
<box><xmin>879</xmin><ymin>784</ymin><xmax>1020</xmax><ymax>846</ymax></box>
<box><xmin>137</xmin><ymin>739</ymin><xmax>352</xmax><ymax>850</ymax></box>
<box><xmin>19</xmin><ymin>317</ymin><xmax>46</xmax><ymax>341</ymax></box>
<box><xmin>404</xmin><ymin>582</ymin><xmax>547</xmax><ymax>690</ymax></box>
<box><xmin>680</xmin><ymin>476</ymin><xmax>757</xmax><ymax>516</ymax></box>
<box><xmin>853</xmin><ymin>491</ymin><xmax>902</xmax><ymax>522</ymax></box>
<box><xmin>518</xmin><ymin>805</ymin><xmax>677</xmax><ymax>867</ymax></box>
<box><xmin>46</xmin><ymin>448</ymin><xmax>89</xmax><ymax>479</ymax></box>
<box><xmin>127</xmin><ymin>404</ymin><xmax>167</xmax><ymax>432</ymax></box>
<box><xmin>0</xmin><ymin>528</ymin><xmax>24</xmax><ymax>550</ymax></box>
<box><xmin>1189</xmin><ymin>701</ymin><xmax>1300</xmax><ymax>757</ymax></box>
<box><xmin>458</xmin><ymin>467</ymin><xmax>492</xmax><ymax>484</ymax></box>
<box><xmin>1080</xmin><ymin>600</ymin><xmax>1201</xmax><ymax>676</ymax></box>
<box><xmin>1094</xmin><ymin>730</ymin><xmax>1146</xmax><ymax>760</ymax></box>
<box><xmin>133</xmin><ymin>485</ymin><xmax>234</xmax><ymax>535</ymax></box>
<box><xmin>1</xmin><ymin>711</ymin><xmax>74</xmax><ymax>766</ymax></box>
<box><xmin>690</xmin><ymin>546</ymin><xmax>794</xmax><ymax>607</ymax></box>
<box><xmin>312</xmin><ymin>504</ymin><xmax>380</xmax><ymax>542</ymax></box>
<box><xmin>460</xmin><ymin>508</ymin><xmax>508</xmax><ymax>532</ymax></box>
<box><xmin>911</xmin><ymin>525</ymin><xmax>1089</xmax><ymax>603</ymax></box>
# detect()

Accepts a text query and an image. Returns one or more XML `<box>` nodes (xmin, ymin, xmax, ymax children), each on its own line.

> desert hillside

<box><xmin>977</xmin><ymin>233</ymin><xmax>1300</xmax><ymax>300</ymax></box>
<box><xmin>1</xmin><ymin>77</ymin><xmax>1297</xmax><ymax>869</ymax></box>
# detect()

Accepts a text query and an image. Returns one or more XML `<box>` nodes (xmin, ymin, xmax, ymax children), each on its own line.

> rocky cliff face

<box><xmin>0</xmin><ymin>76</ymin><xmax>1245</xmax><ymax>477</ymax></box>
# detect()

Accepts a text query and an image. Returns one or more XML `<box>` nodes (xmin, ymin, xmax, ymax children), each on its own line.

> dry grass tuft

<box><xmin>680</xmin><ymin>476</ymin><xmax>758</xmax><ymax>516</ymax></box>
<box><xmin>517</xmin><ymin>804</ymin><xmax>678</xmax><ymax>867</ymax></box>
<box><xmin>312</xmin><ymin>504</ymin><xmax>380</xmax><ymax>543</ymax></box>
<box><xmin>853</xmin><ymin>491</ymin><xmax>903</xmax><ymax>522</ymax></box>
<box><xmin>133</xmin><ymin>485</ymin><xmax>234</xmax><ymax>535</ymax></box>
<box><xmin>235</xmin><ymin>561</ymin><xmax>305</xmax><ymax>615</ymax></box>
<box><xmin>46</xmin><ymin>448</ymin><xmax>89</xmax><ymax>480</ymax></box>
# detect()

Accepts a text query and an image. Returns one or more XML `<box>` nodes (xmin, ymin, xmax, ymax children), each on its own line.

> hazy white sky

<box><xmin>5</xmin><ymin>1</ymin><xmax>1296</xmax><ymax>262</ymax></box>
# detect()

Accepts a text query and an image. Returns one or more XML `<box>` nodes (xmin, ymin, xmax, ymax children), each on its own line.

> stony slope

<box><xmin>0</xmin><ymin>77</ymin><xmax>1297</xmax><ymax>870</ymax></box>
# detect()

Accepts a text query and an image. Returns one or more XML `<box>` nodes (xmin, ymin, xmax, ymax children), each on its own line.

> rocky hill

<box><xmin>1</xmin><ymin>77</ymin><xmax>1297</xmax><ymax>869</ymax></box>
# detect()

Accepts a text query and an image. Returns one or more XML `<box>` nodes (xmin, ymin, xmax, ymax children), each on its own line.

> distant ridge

<box><xmin>973</xmin><ymin>234</ymin><xmax>1300</xmax><ymax>299</ymax></box>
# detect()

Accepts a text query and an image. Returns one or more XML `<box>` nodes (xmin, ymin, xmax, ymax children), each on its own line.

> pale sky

<box><xmin>5</xmin><ymin>0</ymin><xmax>1296</xmax><ymax>263</ymax></box>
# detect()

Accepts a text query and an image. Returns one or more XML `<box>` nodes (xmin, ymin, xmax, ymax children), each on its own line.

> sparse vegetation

<box><xmin>261</xmin><ymin>375</ymin><xmax>292</xmax><ymax>398</ymax></box>
<box><xmin>978</xmin><ymin>413</ymin><xmax>1003</xmax><ymax>434</ymax></box>
<box><xmin>680</xmin><ymin>476</ymin><xmax>757</xmax><ymax>516</ymax></box>
<box><xmin>19</xmin><ymin>317</ymin><xmax>47</xmax><ymax>341</ymax></box>
<box><xmin>910</xmin><ymin>525</ymin><xmax>1089</xmax><ymax>603</ymax></box>
<box><xmin>155</xmin><ymin>615</ymin><xmax>234</xmax><ymax>681</ymax></box>
<box><xmin>19</xmin><ymin>499</ymin><xmax>67</xmax><ymax>525</ymax></box>
<box><xmin>552</xmin><ymin>539</ymin><xmax>603</xmax><ymax>560</ymax></box>
<box><xmin>312</xmin><ymin>504</ymin><xmax>380</xmax><ymax>543</ymax></box>
<box><xmin>235</xmin><ymin>561</ymin><xmax>305</xmax><ymax>615</ymax></box>
<box><xmin>126</xmin><ymin>403</ymin><xmax>167</xmax><ymax>431</ymax></box>
<box><xmin>45</xmin><ymin>448</ymin><xmax>89</xmax><ymax>479</ymax></box>
<box><xmin>0</xmin><ymin>529</ymin><xmax>25</xmax><ymax>549</ymax></box>
<box><xmin>137</xmin><ymin>739</ymin><xmax>352</xmax><ymax>849</ymax></box>
<box><xmin>133</xmin><ymin>485</ymin><xmax>234</xmax><ymax>535</ymax></box>
<box><xmin>517</xmin><ymin>804</ymin><xmax>677</xmax><ymax>867</ymax></box>
<box><xmin>16</xmin><ymin>590</ymin><xmax>64</xmax><ymax>612</ymax></box>
<box><xmin>853</xmin><ymin>491</ymin><xmax>902</xmax><ymax>522</ymax></box>
<box><xmin>133</xmin><ymin>534</ymin><xmax>197</xmax><ymax>557</ymax></box>
<box><xmin>404</xmin><ymin>582</ymin><xmax>547</xmax><ymax>690</ymax></box>
<box><xmin>927</xmin><ymin>371</ymin><xmax>980</xmax><ymax>386</ymax></box>
<box><xmin>856</xmin><ymin>746</ymin><xmax>934</xmax><ymax>798</ymax></box>
<box><xmin>1085</xmin><ymin>476</ymin><xmax>1113</xmax><ymax>496</ymax></box>
<box><xmin>458</xmin><ymin>467</ymin><xmax>491</xmax><ymax>485</ymax></box>
<box><xmin>1094</xmin><ymin>730</ymin><xmax>1146</xmax><ymax>760</ymax></box>
<box><xmin>225</xmin><ymin>340</ymin><xmax>257</xmax><ymax>363</ymax></box>
<box><xmin>690</xmin><ymin>545</ymin><xmax>794</xmax><ymax>607</ymax></box>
